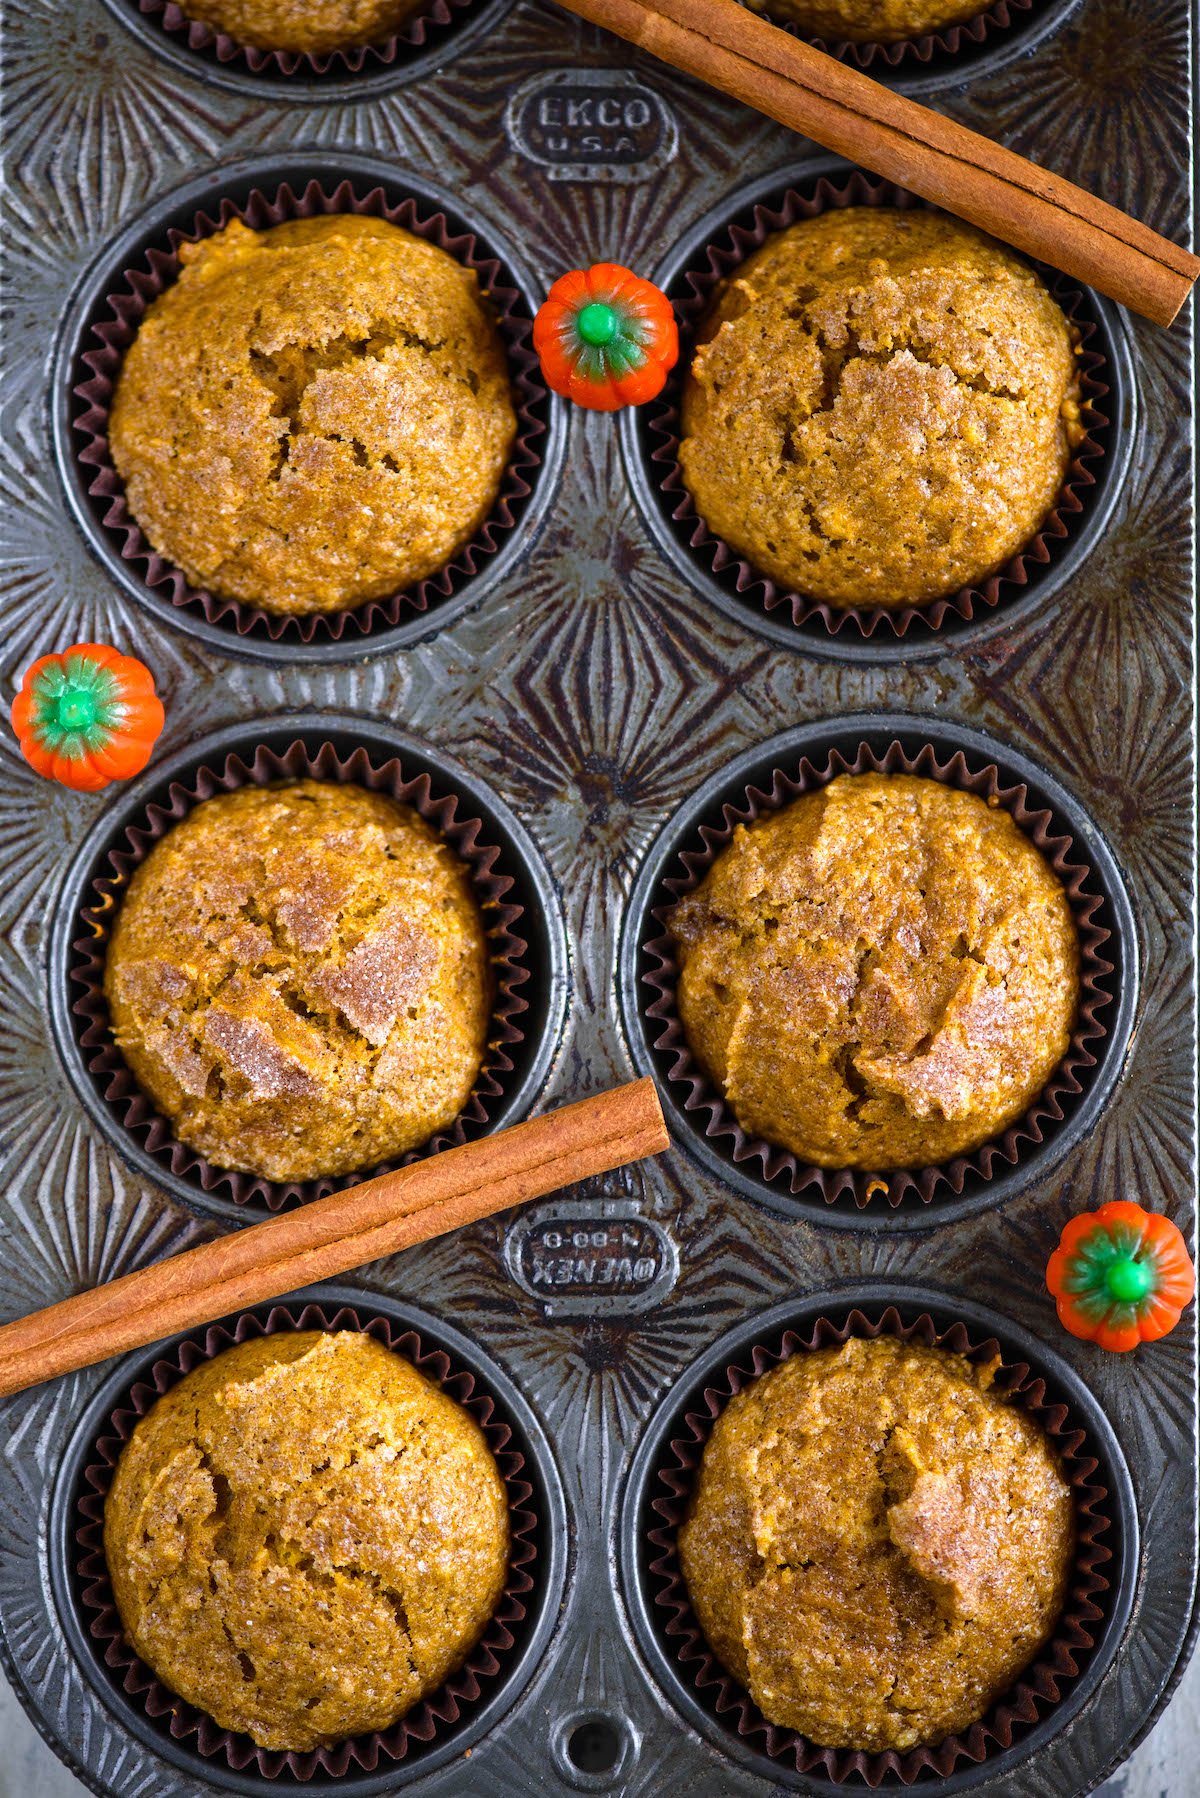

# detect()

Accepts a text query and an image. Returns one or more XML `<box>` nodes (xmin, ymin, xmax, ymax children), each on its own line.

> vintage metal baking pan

<box><xmin>0</xmin><ymin>0</ymin><xmax>1194</xmax><ymax>1792</ymax></box>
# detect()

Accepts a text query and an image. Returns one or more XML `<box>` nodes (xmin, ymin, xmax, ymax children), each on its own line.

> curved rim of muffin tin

<box><xmin>617</xmin><ymin>154</ymin><xmax>1138</xmax><ymax>666</ymax></box>
<box><xmin>48</xmin><ymin>151</ymin><xmax>567</xmax><ymax>666</ymax></box>
<box><xmin>617</xmin><ymin>1282</ymin><xmax>1140</xmax><ymax>1795</ymax></box>
<box><xmin>93</xmin><ymin>0</ymin><xmax>1080</xmax><ymax>100</ymax></box>
<box><xmin>766</xmin><ymin>0</ymin><xmax>1086</xmax><ymax>98</ymax></box>
<box><xmin>46</xmin><ymin>1282</ymin><xmax>571</xmax><ymax>1795</ymax></box>
<box><xmin>617</xmin><ymin>711</ymin><xmax>1140</xmax><ymax>1232</ymax></box>
<box><xmin>95</xmin><ymin>0</ymin><xmax>516</xmax><ymax>102</ymax></box>
<box><xmin>45</xmin><ymin>711</ymin><xmax>571</xmax><ymax>1226</ymax></box>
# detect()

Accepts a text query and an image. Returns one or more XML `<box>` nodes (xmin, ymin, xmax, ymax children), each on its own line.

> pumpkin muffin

<box><xmin>180</xmin><ymin>0</ymin><xmax>423</xmax><ymax>52</ymax></box>
<box><xmin>746</xmin><ymin>0</ymin><xmax>990</xmax><ymax>45</ymax></box>
<box><xmin>678</xmin><ymin>208</ymin><xmax>1082</xmax><ymax>608</ymax></box>
<box><xmin>104</xmin><ymin>1331</ymin><xmax>511</xmax><ymax>1752</ymax></box>
<box><xmin>667</xmin><ymin>773</ymin><xmax>1079</xmax><ymax>1170</ymax></box>
<box><xmin>109</xmin><ymin>215</ymin><xmax>516</xmax><ymax>616</ymax></box>
<box><xmin>678</xmin><ymin>1335</ymin><xmax>1074</xmax><ymax>1751</ymax></box>
<box><xmin>104</xmin><ymin>780</ymin><xmax>492</xmax><ymax>1182</ymax></box>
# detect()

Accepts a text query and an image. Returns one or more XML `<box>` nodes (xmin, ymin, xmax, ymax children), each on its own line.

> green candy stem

<box><xmin>1104</xmin><ymin>1257</ymin><xmax>1154</xmax><ymax>1304</ymax></box>
<box><xmin>31</xmin><ymin>659</ymin><xmax>121</xmax><ymax>758</ymax></box>
<box><xmin>576</xmin><ymin>301</ymin><xmax>619</xmax><ymax>347</ymax></box>
<box><xmin>56</xmin><ymin>691</ymin><xmax>100</xmax><ymax>732</ymax></box>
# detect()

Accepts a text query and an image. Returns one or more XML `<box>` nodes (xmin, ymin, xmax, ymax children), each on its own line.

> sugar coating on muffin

<box><xmin>182</xmin><ymin>0</ymin><xmax>422</xmax><ymax>52</ymax></box>
<box><xmin>678</xmin><ymin>209</ymin><xmax>1082</xmax><ymax>608</ymax></box>
<box><xmin>103</xmin><ymin>1331</ymin><xmax>511</xmax><ymax>1751</ymax></box>
<box><xmin>667</xmin><ymin>773</ymin><xmax>1080</xmax><ymax>1170</ymax></box>
<box><xmin>104</xmin><ymin>781</ymin><xmax>492</xmax><ymax>1181</ymax></box>
<box><xmin>745</xmin><ymin>0</ymin><xmax>991</xmax><ymax>45</ymax></box>
<box><xmin>678</xmin><ymin>1335</ymin><xmax>1074</xmax><ymax>1752</ymax></box>
<box><xmin>109</xmin><ymin>216</ymin><xmax>516</xmax><ymax>615</ymax></box>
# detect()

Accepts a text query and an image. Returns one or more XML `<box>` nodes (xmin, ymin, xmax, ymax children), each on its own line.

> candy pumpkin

<box><xmin>1046</xmin><ymin>1200</ymin><xmax>1195</xmax><ymax>1352</ymax></box>
<box><xmin>11</xmin><ymin>643</ymin><xmax>164</xmax><ymax>792</ymax></box>
<box><xmin>533</xmin><ymin>263</ymin><xmax>679</xmax><ymax>411</ymax></box>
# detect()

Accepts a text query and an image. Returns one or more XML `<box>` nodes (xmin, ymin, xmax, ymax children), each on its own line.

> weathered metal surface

<box><xmin>0</xmin><ymin>0</ymin><xmax>1194</xmax><ymax>1793</ymax></box>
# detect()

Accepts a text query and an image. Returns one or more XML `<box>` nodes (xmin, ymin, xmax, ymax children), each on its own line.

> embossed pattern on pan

<box><xmin>50</xmin><ymin>715</ymin><xmax>568</xmax><ymax>1222</ymax></box>
<box><xmin>624</xmin><ymin>716</ymin><xmax>1138</xmax><ymax>1225</ymax></box>
<box><xmin>52</xmin><ymin>1290</ymin><xmax>567</xmax><ymax>1794</ymax></box>
<box><xmin>622</xmin><ymin>164</ymin><xmax>1134</xmax><ymax>663</ymax></box>
<box><xmin>64</xmin><ymin>163</ymin><xmax>554</xmax><ymax>660</ymax></box>
<box><xmin>0</xmin><ymin>0</ymin><xmax>1195</xmax><ymax>1792</ymax></box>
<box><xmin>620</xmin><ymin>1289</ymin><xmax>1137</xmax><ymax>1794</ymax></box>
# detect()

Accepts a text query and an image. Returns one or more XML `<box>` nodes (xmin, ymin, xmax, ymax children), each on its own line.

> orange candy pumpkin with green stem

<box><xmin>534</xmin><ymin>263</ymin><xmax>679</xmax><ymax>412</ymax></box>
<box><xmin>1046</xmin><ymin>1200</ymin><xmax>1195</xmax><ymax>1351</ymax></box>
<box><xmin>11</xmin><ymin>643</ymin><xmax>164</xmax><ymax>793</ymax></box>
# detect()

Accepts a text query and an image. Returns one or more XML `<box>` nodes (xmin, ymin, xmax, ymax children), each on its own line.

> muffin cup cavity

<box><xmin>630</xmin><ymin>1297</ymin><xmax>1127</xmax><ymax>1790</ymax></box>
<box><xmin>68</xmin><ymin>170</ymin><xmax>550</xmax><ymax>655</ymax></box>
<box><xmin>757</xmin><ymin>0</ymin><xmax>1041</xmax><ymax>78</ymax></box>
<box><xmin>630</xmin><ymin>167</ymin><xmax>1125</xmax><ymax>657</ymax></box>
<box><xmin>626</xmin><ymin>718</ymin><xmax>1136</xmax><ymax>1223</ymax></box>
<box><xmin>59</xmin><ymin>721</ymin><xmax>561</xmax><ymax>1218</ymax></box>
<box><xmin>110</xmin><ymin>0</ymin><xmax>503</xmax><ymax>92</ymax></box>
<box><xmin>70</xmin><ymin>1299</ymin><xmax>547</xmax><ymax>1786</ymax></box>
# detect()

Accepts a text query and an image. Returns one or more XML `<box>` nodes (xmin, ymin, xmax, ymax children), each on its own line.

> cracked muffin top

<box><xmin>180</xmin><ymin>0</ymin><xmax>424</xmax><ymax>52</ymax></box>
<box><xmin>104</xmin><ymin>1330</ymin><xmax>510</xmax><ymax>1752</ymax></box>
<box><xmin>108</xmin><ymin>216</ymin><xmax>517</xmax><ymax>616</ymax></box>
<box><xmin>746</xmin><ymin>0</ymin><xmax>993</xmax><ymax>45</ymax></box>
<box><xmin>678</xmin><ymin>1335</ymin><xmax>1074</xmax><ymax>1752</ymax></box>
<box><xmin>103</xmin><ymin>780</ymin><xmax>491</xmax><ymax>1182</ymax></box>
<box><xmin>667</xmin><ymin>773</ymin><xmax>1079</xmax><ymax>1171</ymax></box>
<box><xmin>678</xmin><ymin>209</ymin><xmax>1082</xmax><ymax>608</ymax></box>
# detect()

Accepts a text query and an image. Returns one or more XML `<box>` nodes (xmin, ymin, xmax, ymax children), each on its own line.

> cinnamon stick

<box><xmin>552</xmin><ymin>0</ymin><xmax>1199</xmax><ymax>327</ymax></box>
<box><xmin>0</xmin><ymin>1079</ymin><xmax>668</xmax><ymax>1398</ymax></box>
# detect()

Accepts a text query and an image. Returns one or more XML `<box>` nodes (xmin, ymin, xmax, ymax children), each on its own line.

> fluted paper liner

<box><xmin>641</xmin><ymin>736</ymin><xmax>1117</xmax><ymax>1209</ymax></box>
<box><xmin>124</xmin><ymin>0</ymin><xmax>481</xmax><ymax>80</ymax></box>
<box><xmin>131</xmin><ymin>0</ymin><xmax>1029</xmax><ymax>83</ymax></box>
<box><xmin>756</xmin><ymin>0</ymin><xmax>1037</xmax><ymax>72</ymax></box>
<box><xmin>646</xmin><ymin>1304</ymin><xmax>1114</xmax><ymax>1786</ymax></box>
<box><xmin>74</xmin><ymin>1302</ymin><xmax>539</xmax><ymax>1783</ymax></box>
<box><xmin>647</xmin><ymin>169</ymin><xmax>1111</xmax><ymax>644</ymax></box>
<box><xmin>72</xmin><ymin>177</ymin><xmax>546</xmax><ymax>647</ymax></box>
<box><xmin>69</xmin><ymin>735</ymin><xmax>530</xmax><ymax>1211</ymax></box>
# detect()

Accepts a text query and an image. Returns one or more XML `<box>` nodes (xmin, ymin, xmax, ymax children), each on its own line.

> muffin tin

<box><xmin>52</xmin><ymin>155</ymin><xmax>564</xmax><ymax>661</ymax></box>
<box><xmin>55</xmin><ymin>1290</ymin><xmax>568</xmax><ymax>1794</ymax></box>
<box><xmin>49</xmin><ymin>713</ymin><xmax>570</xmax><ymax>1221</ymax></box>
<box><xmin>621</xmin><ymin>714</ymin><xmax>1139</xmax><ymax>1225</ymax></box>
<box><xmin>761</xmin><ymin>0</ymin><xmax>1074</xmax><ymax>85</ymax></box>
<box><xmin>0</xmin><ymin>1</ymin><xmax>1195</xmax><ymax>1796</ymax></box>
<box><xmin>621</xmin><ymin>1287</ymin><xmax>1139</xmax><ymax>1792</ymax></box>
<box><xmin>621</xmin><ymin>164</ymin><xmax>1136</xmax><ymax>661</ymax></box>
<box><xmin>96</xmin><ymin>0</ymin><xmax>517</xmax><ymax>101</ymax></box>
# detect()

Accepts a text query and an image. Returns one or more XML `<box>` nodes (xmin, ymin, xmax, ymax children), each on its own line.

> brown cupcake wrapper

<box><xmin>642</xmin><ymin>735</ymin><xmax>1115</xmax><ymax>1208</ymax></box>
<box><xmin>74</xmin><ymin>1301</ymin><xmax>539</xmax><ymax>1783</ymax></box>
<box><xmin>125</xmin><ymin>0</ymin><xmax>479</xmax><ymax>79</ymax></box>
<box><xmin>751</xmin><ymin>0</ymin><xmax>1035</xmax><ymax>72</ymax></box>
<box><xmin>70</xmin><ymin>736</ymin><xmax>530</xmax><ymax>1212</ymax></box>
<box><xmin>648</xmin><ymin>169</ymin><xmax>1110</xmax><ymax>643</ymax></box>
<box><xmin>72</xmin><ymin>177</ymin><xmax>546</xmax><ymax>647</ymax></box>
<box><xmin>648</xmin><ymin>1303</ymin><xmax>1113</xmax><ymax>1786</ymax></box>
